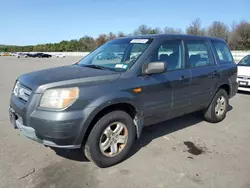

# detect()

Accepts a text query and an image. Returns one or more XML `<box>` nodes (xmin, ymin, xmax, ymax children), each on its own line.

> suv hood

<box><xmin>18</xmin><ymin>65</ymin><xmax>120</xmax><ymax>92</ymax></box>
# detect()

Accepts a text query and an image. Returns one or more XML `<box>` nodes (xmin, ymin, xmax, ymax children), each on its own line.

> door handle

<box><xmin>212</xmin><ymin>70</ymin><xmax>217</xmax><ymax>75</ymax></box>
<box><xmin>208</xmin><ymin>71</ymin><xmax>217</xmax><ymax>78</ymax></box>
<box><xmin>180</xmin><ymin>75</ymin><xmax>189</xmax><ymax>83</ymax></box>
<box><xmin>180</xmin><ymin>75</ymin><xmax>185</xmax><ymax>81</ymax></box>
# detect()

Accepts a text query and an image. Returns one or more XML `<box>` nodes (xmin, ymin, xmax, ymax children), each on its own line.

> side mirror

<box><xmin>143</xmin><ymin>62</ymin><xmax>167</xmax><ymax>75</ymax></box>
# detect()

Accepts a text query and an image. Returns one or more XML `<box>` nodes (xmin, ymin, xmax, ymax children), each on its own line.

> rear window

<box><xmin>212</xmin><ymin>41</ymin><xmax>234</xmax><ymax>63</ymax></box>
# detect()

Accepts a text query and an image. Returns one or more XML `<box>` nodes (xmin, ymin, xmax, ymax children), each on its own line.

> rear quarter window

<box><xmin>212</xmin><ymin>41</ymin><xmax>234</xmax><ymax>64</ymax></box>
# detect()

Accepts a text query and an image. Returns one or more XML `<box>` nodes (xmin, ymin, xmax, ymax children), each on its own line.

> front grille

<box><xmin>13</xmin><ymin>81</ymin><xmax>32</xmax><ymax>102</ymax></box>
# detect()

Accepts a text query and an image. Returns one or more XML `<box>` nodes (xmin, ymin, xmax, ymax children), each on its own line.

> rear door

<box><xmin>184</xmin><ymin>39</ymin><xmax>219</xmax><ymax>110</ymax></box>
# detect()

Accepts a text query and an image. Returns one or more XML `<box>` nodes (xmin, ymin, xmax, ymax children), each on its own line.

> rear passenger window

<box><xmin>185</xmin><ymin>40</ymin><xmax>214</xmax><ymax>68</ymax></box>
<box><xmin>212</xmin><ymin>41</ymin><xmax>234</xmax><ymax>63</ymax></box>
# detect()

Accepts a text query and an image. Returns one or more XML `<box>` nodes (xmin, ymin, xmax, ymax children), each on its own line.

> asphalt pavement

<box><xmin>0</xmin><ymin>56</ymin><xmax>250</xmax><ymax>188</ymax></box>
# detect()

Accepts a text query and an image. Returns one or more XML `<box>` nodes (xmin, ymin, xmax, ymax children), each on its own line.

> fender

<box><xmin>213</xmin><ymin>64</ymin><xmax>237</xmax><ymax>98</ymax></box>
<box><xmin>209</xmin><ymin>78</ymin><xmax>231</xmax><ymax>107</ymax></box>
<box><xmin>75</xmin><ymin>91</ymin><xmax>144</xmax><ymax>145</ymax></box>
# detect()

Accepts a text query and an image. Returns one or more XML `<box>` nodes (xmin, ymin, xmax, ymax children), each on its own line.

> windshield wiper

<box><xmin>82</xmin><ymin>64</ymin><xmax>107</xmax><ymax>70</ymax></box>
<box><xmin>82</xmin><ymin>64</ymin><xmax>121</xmax><ymax>72</ymax></box>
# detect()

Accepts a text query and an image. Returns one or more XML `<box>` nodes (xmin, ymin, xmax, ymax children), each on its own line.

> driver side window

<box><xmin>149</xmin><ymin>40</ymin><xmax>184</xmax><ymax>71</ymax></box>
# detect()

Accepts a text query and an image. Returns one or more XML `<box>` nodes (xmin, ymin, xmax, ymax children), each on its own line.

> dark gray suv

<box><xmin>9</xmin><ymin>35</ymin><xmax>238</xmax><ymax>167</ymax></box>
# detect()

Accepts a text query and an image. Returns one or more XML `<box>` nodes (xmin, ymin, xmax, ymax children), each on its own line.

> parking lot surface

<box><xmin>0</xmin><ymin>56</ymin><xmax>250</xmax><ymax>188</ymax></box>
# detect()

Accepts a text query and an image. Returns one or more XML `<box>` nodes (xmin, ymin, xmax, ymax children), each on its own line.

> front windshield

<box><xmin>77</xmin><ymin>38</ymin><xmax>152</xmax><ymax>71</ymax></box>
<box><xmin>238</xmin><ymin>55</ymin><xmax>250</xmax><ymax>66</ymax></box>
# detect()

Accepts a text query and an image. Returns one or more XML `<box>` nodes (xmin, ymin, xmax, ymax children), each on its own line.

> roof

<box><xmin>117</xmin><ymin>34</ymin><xmax>225</xmax><ymax>42</ymax></box>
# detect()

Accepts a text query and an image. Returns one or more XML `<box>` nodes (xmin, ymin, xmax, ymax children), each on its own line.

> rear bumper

<box><xmin>230</xmin><ymin>81</ymin><xmax>239</xmax><ymax>98</ymax></box>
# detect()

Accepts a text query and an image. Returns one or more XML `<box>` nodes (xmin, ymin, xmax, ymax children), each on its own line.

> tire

<box><xmin>204</xmin><ymin>89</ymin><xmax>229</xmax><ymax>123</ymax></box>
<box><xmin>84</xmin><ymin>110</ymin><xmax>136</xmax><ymax>168</ymax></box>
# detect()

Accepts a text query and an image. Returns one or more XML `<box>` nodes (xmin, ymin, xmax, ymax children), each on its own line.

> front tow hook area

<box><xmin>9</xmin><ymin>107</ymin><xmax>18</xmax><ymax>129</ymax></box>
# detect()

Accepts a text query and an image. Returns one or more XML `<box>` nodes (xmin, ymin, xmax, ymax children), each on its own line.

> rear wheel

<box><xmin>204</xmin><ymin>89</ymin><xmax>229</xmax><ymax>123</ymax></box>
<box><xmin>84</xmin><ymin>111</ymin><xmax>136</xmax><ymax>168</ymax></box>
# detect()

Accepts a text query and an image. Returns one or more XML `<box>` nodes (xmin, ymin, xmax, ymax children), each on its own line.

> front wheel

<box><xmin>204</xmin><ymin>89</ymin><xmax>229</xmax><ymax>123</ymax></box>
<box><xmin>84</xmin><ymin>111</ymin><xmax>136</xmax><ymax>168</ymax></box>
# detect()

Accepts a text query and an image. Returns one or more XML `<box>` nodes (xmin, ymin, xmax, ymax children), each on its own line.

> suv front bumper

<box><xmin>9</xmin><ymin>93</ymin><xmax>93</xmax><ymax>149</ymax></box>
<box><xmin>9</xmin><ymin>106</ymin><xmax>82</xmax><ymax>149</ymax></box>
<box><xmin>10</xmin><ymin>111</ymin><xmax>42</xmax><ymax>143</ymax></box>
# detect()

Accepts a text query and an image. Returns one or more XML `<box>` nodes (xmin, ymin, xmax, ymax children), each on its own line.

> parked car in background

<box><xmin>55</xmin><ymin>53</ymin><xmax>65</xmax><ymax>58</ymax></box>
<box><xmin>237</xmin><ymin>55</ymin><xmax>250</xmax><ymax>92</ymax></box>
<box><xmin>26</xmin><ymin>53</ymin><xmax>36</xmax><ymax>58</ymax></box>
<box><xmin>16</xmin><ymin>53</ymin><xmax>28</xmax><ymax>58</ymax></box>
<box><xmin>96</xmin><ymin>52</ymin><xmax>116</xmax><ymax>60</ymax></box>
<box><xmin>37</xmin><ymin>53</ymin><xmax>52</xmax><ymax>58</ymax></box>
<box><xmin>9</xmin><ymin>35</ymin><xmax>238</xmax><ymax>168</ymax></box>
<box><xmin>2</xmin><ymin>52</ymin><xmax>11</xmax><ymax>56</ymax></box>
<box><xmin>26</xmin><ymin>53</ymin><xmax>52</xmax><ymax>58</ymax></box>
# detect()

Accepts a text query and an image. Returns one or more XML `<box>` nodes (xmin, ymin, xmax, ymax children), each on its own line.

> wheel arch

<box><xmin>207</xmin><ymin>82</ymin><xmax>231</xmax><ymax>109</ymax></box>
<box><xmin>218</xmin><ymin>84</ymin><xmax>230</xmax><ymax>96</ymax></box>
<box><xmin>78</xmin><ymin>94</ymin><xmax>144</xmax><ymax>147</ymax></box>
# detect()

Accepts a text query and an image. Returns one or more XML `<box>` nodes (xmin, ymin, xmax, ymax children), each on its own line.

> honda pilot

<box><xmin>9</xmin><ymin>34</ymin><xmax>238</xmax><ymax>167</ymax></box>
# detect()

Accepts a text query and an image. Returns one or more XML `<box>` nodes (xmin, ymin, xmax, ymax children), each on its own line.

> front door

<box><xmin>141</xmin><ymin>39</ymin><xmax>192</xmax><ymax>123</ymax></box>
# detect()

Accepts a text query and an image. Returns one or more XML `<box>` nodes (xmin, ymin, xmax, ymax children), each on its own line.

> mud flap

<box><xmin>133</xmin><ymin>113</ymin><xmax>144</xmax><ymax>138</ymax></box>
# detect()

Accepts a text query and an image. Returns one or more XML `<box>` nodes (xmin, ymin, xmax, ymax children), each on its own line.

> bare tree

<box><xmin>186</xmin><ymin>18</ymin><xmax>206</xmax><ymax>36</ymax></box>
<box><xmin>96</xmin><ymin>34</ymin><xmax>108</xmax><ymax>46</ymax></box>
<box><xmin>208</xmin><ymin>21</ymin><xmax>229</xmax><ymax>40</ymax></box>
<box><xmin>107</xmin><ymin>32</ymin><xmax>117</xmax><ymax>40</ymax></box>
<box><xmin>134</xmin><ymin>24</ymin><xmax>152</xmax><ymax>35</ymax></box>
<box><xmin>150</xmin><ymin>27</ymin><xmax>163</xmax><ymax>34</ymax></box>
<box><xmin>164</xmin><ymin>27</ymin><xmax>183</xmax><ymax>34</ymax></box>
<box><xmin>117</xmin><ymin>32</ymin><xmax>126</xmax><ymax>37</ymax></box>
<box><xmin>229</xmin><ymin>20</ymin><xmax>250</xmax><ymax>50</ymax></box>
<box><xmin>79</xmin><ymin>36</ymin><xmax>97</xmax><ymax>51</ymax></box>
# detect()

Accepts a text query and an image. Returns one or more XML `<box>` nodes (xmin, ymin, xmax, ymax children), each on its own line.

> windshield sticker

<box><xmin>115</xmin><ymin>64</ymin><xmax>127</xmax><ymax>69</ymax></box>
<box><xmin>115</xmin><ymin>64</ymin><xmax>124</xmax><ymax>68</ymax></box>
<box><xmin>130</xmin><ymin>39</ymin><xmax>149</xmax><ymax>43</ymax></box>
<box><xmin>122</xmin><ymin>65</ymin><xmax>128</xmax><ymax>69</ymax></box>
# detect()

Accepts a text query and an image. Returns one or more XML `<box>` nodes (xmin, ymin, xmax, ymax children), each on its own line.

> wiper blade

<box><xmin>82</xmin><ymin>64</ymin><xmax>106</xmax><ymax>70</ymax></box>
<box><xmin>79</xmin><ymin>64</ymin><xmax>122</xmax><ymax>72</ymax></box>
<box><xmin>83</xmin><ymin>64</ymin><xmax>120</xmax><ymax>72</ymax></box>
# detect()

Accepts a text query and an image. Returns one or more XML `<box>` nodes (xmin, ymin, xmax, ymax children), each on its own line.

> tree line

<box><xmin>1</xmin><ymin>19</ymin><xmax>249</xmax><ymax>52</ymax></box>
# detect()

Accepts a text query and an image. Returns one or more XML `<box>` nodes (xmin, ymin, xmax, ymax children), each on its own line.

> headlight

<box><xmin>13</xmin><ymin>81</ymin><xmax>20</xmax><ymax>96</ymax></box>
<box><xmin>40</xmin><ymin>87</ymin><xmax>79</xmax><ymax>109</ymax></box>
